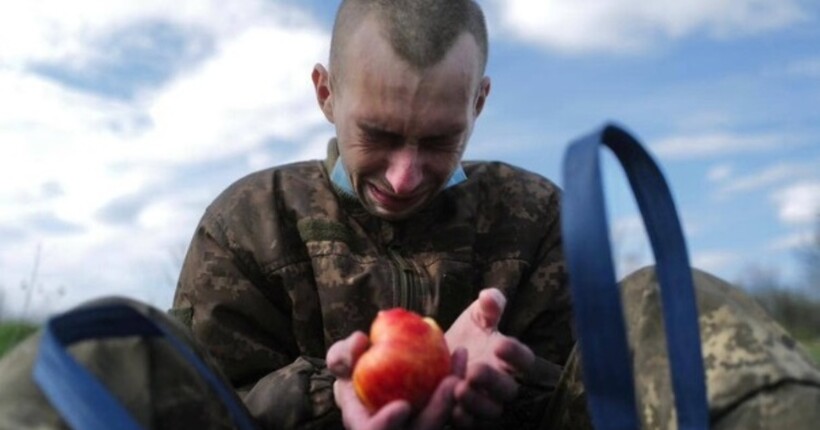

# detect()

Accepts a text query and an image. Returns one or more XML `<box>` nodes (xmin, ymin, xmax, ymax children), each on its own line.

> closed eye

<box><xmin>360</xmin><ymin>125</ymin><xmax>403</xmax><ymax>147</ymax></box>
<box><xmin>421</xmin><ymin>135</ymin><xmax>461</xmax><ymax>152</ymax></box>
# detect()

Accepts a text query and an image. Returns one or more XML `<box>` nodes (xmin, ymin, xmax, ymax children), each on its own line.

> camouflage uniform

<box><xmin>543</xmin><ymin>267</ymin><xmax>820</xmax><ymax>430</ymax></box>
<box><xmin>172</xmin><ymin>140</ymin><xmax>575</xmax><ymax>429</ymax></box>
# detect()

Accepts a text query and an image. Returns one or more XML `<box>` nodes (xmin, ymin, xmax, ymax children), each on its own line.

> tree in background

<box><xmin>800</xmin><ymin>216</ymin><xmax>820</xmax><ymax>294</ymax></box>
<box><xmin>738</xmin><ymin>216</ymin><xmax>820</xmax><ymax>362</ymax></box>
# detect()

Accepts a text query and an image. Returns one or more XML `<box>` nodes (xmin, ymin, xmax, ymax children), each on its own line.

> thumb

<box><xmin>473</xmin><ymin>288</ymin><xmax>506</xmax><ymax>330</ymax></box>
<box><xmin>327</xmin><ymin>331</ymin><xmax>369</xmax><ymax>378</ymax></box>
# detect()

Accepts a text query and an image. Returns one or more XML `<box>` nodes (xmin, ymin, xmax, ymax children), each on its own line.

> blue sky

<box><xmin>1</xmin><ymin>0</ymin><xmax>818</xmax><ymax>320</ymax></box>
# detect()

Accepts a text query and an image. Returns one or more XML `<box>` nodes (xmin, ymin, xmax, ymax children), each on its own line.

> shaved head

<box><xmin>329</xmin><ymin>0</ymin><xmax>488</xmax><ymax>85</ymax></box>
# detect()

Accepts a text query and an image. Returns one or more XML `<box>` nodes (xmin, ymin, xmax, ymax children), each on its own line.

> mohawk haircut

<box><xmin>329</xmin><ymin>0</ymin><xmax>488</xmax><ymax>83</ymax></box>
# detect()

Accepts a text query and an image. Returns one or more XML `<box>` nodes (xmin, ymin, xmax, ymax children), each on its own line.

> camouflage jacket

<box><xmin>172</xmin><ymin>144</ymin><xmax>574</xmax><ymax>429</ymax></box>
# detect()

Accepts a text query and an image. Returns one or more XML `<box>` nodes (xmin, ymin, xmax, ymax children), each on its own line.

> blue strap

<box><xmin>32</xmin><ymin>303</ymin><xmax>258</xmax><ymax>430</ymax></box>
<box><xmin>561</xmin><ymin>124</ymin><xmax>709</xmax><ymax>430</ymax></box>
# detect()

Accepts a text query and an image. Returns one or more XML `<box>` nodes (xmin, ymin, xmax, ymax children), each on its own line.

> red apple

<box><xmin>352</xmin><ymin>308</ymin><xmax>451</xmax><ymax>413</ymax></box>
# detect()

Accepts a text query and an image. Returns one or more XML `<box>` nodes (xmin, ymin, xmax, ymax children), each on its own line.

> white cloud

<box><xmin>610</xmin><ymin>215</ymin><xmax>650</xmax><ymax>279</ymax></box>
<box><xmin>772</xmin><ymin>181</ymin><xmax>820</xmax><ymax>225</ymax></box>
<box><xmin>134</xmin><ymin>24</ymin><xmax>328</xmax><ymax>165</ymax></box>
<box><xmin>487</xmin><ymin>0</ymin><xmax>806</xmax><ymax>54</ymax></box>
<box><xmin>652</xmin><ymin>132</ymin><xmax>791</xmax><ymax>160</ymax></box>
<box><xmin>246</xmin><ymin>131</ymin><xmax>334</xmax><ymax>172</ymax></box>
<box><xmin>0</xmin><ymin>70</ymin><xmax>145</xmax><ymax>223</ymax></box>
<box><xmin>784</xmin><ymin>57</ymin><xmax>820</xmax><ymax>78</ymax></box>
<box><xmin>608</xmin><ymin>214</ymin><xmax>703</xmax><ymax>279</ymax></box>
<box><xmin>0</xmin><ymin>0</ymin><xmax>313</xmax><ymax>68</ymax></box>
<box><xmin>707</xmin><ymin>164</ymin><xmax>733</xmax><ymax>182</ymax></box>
<box><xmin>674</xmin><ymin>111</ymin><xmax>738</xmax><ymax>134</ymax></box>
<box><xmin>0</xmin><ymin>1</ymin><xmax>332</xmax><ymax>319</ymax></box>
<box><xmin>717</xmin><ymin>160</ymin><xmax>819</xmax><ymax>195</ymax></box>
<box><xmin>770</xmin><ymin>230</ymin><xmax>815</xmax><ymax>252</ymax></box>
<box><xmin>692</xmin><ymin>250</ymin><xmax>741</xmax><ymax>275</ymax></box>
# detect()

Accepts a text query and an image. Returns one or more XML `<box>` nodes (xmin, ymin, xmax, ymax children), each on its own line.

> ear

<box><xmin>473</xmin><ymin>76</ymin><xmax>491</xmax><ymax>118</ymax></box>
<box><xmin>312</xmin><ymin>63</ymin><xmax>335</xmax><ymax>123</ymax></box>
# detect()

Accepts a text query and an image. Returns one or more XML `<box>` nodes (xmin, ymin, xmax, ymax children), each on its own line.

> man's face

<box><xmin>314</xmin><ymin>18</ymin><xmax>490</xmax><ymax>221</ymax></box>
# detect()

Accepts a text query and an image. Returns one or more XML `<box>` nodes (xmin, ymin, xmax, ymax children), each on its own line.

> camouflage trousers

<box><xmin>542</xmin><ymin>267</ymin><xmax>820</xmax><ymax>430</ymax></box>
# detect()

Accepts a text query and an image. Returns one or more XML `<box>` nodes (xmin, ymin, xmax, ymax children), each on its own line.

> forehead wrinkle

<box><xmin>357</xmin><ymin>76</ymin><xmax>470</xmax><ymax>139</ymax></box>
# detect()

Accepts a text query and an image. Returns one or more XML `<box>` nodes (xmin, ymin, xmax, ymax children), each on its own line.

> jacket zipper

<box><xmin>388</xmin><ymin>244</ymin><xmax>419</xmax><ymax>311</ymax></box>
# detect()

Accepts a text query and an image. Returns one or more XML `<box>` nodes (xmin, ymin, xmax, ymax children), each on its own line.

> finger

<box><xmin>367</xmin><ymin>400</ymin><xmax>412</xmax><ymax>430</ymax></box>
<box><xmin>451</xmin><ymin>347</ymin><xmax>468</xmax><ymax>378</ymax></box>
<box><xmin>348</xmin><ymin>332</ymin><xmax>371</xmax><ymax>362</ymax></box>
<box><xmin>334</xmin><ymin>380</ymin><xmax>371</xmax><ymax>426</ymax></box>
<box><xmin>451</xmin><ymin>405</ymin><xmax>475</xmax><ymax>429</ymax></box>
<box><xmin>452</xmin><ymin>407</ymin><xmax>502</xmax><ymax>430</ymax></box>
<box><xmin>335</xmin><ymin>380</ymin><xmax>412</xmax><ymax>430</ymax></box>
<box><xmin>333</xmin><ymin>380</ymin><xmax>365</xmax><ymax>413</ymax></box>
<box><xmin>454</xmin><ymin>379</ymin><xmax>504</xmax><ymax>419</ymax></box>
<box><xmin>464</xmin><ymin>362</ymin><xmax>518</xmax><ymax>403</ymax></box>
<box><xmin>410</xmin><ymin>375</ymin><xmax>458</xmax><ymax>430</ymax></box>
<box><xmin>473</xmin><ymin>288</ymin><xmax>506</xmax><ymax>330</ymax></box>
<box><xmin>494</xmin><ymin>337</ymin><xmax>535</xmax><ymax>376</ymax></box>
<box><xmin>327</xmin><ymin>332</ymin><xmax>369</xmax><ymax>377</ymax></box>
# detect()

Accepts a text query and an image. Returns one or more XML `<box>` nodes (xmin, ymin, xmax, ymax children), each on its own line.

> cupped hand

<box><xmin>326</xmin><ymin>331</ymin><xmax>464</xmax><ymax>430</ymax></box>
<box><xmin>445</xmin><ymin>289</ymin><xmax>536</xmax><ymax>428</ymax></box>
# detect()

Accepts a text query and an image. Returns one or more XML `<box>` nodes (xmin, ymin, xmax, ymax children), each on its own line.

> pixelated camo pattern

<box><xmin>172</xmin><ymin>142</ymin><xmax>574</xmax><ymax>429</ymax></box>
<box><xmin>544</xmin><ymin>267</ymin><xmax>820</xmax><ymax>430</ymax></box>
<box><xmin>0</xmin><ymin>298</ymin><xmax>240</xmax><ymax>429</ymax></box>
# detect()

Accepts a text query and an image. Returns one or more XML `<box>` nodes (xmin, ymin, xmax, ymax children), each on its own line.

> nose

<box><xmin>385</xmin><ymin>145</ymin><xmax>423</xmax><ymax>196</ymax></box>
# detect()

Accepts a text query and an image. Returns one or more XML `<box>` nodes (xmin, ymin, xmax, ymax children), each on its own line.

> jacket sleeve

<box><xmin>499</xmin><ymin>189</ymin><xmax>576</xmax><ymax>429</ymax></box>
<box><xmin>172</xmin><ymin>209</ymin><xmax>342</xmax><ymax>429</ymax></box>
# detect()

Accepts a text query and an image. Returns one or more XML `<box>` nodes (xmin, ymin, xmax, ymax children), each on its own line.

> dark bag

<box><xmin>0</xmin><ymin>297</ymin><xmax>257</xmax><ymax>429</ymax></box>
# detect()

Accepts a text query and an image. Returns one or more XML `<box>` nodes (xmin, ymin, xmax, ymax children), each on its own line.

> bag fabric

<box><xmin>547</xmin><ymin>123</ymin><xmax>820</xmax><ymax>429</ymax></box>
<box><xmin>543</xmin><ymin>267</ymin><xmax>820</xmax><ymax>430</ymax></box>
<box><xmin>0</xmin><ymin>297</ymin><xmax>252</xmax><ymax>430</ymax></box>
<box><xmin>561</xmin><ymin>123</ymin><xmax>708</xmax><ymax>429</ymax></box>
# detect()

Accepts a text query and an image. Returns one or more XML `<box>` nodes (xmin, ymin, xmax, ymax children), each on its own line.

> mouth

<box><xmin>367</xmin><ymin>184</ymin><xmax>423</xmax><ymax>213</ymax></box>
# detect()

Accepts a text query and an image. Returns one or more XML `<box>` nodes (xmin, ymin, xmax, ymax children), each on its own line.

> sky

<box><xmin>1</xmin><ymin>0</ymin><xmax>818</xmax><ymax>321</ymax></box>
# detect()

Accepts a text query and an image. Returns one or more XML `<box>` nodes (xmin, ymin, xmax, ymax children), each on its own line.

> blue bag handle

<box><xmin>561</xmin><ymin>123</ymin><xmax>709</xmax><ymax>430</ymax></box>
<box><xmin>32</xmin><ymin>302</ymin><xmax>258</xmax><ymax>430</ymax></box>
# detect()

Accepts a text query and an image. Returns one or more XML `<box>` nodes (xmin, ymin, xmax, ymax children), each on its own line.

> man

<box><xmin>173</xmin><ymin>0</ymin><xmax>573</xmax><ymax>429</ymax></box>
<box><xmin>0</xmin><ymin>0</ymin><xmax>812</xmax><ymax>428</ymax></box>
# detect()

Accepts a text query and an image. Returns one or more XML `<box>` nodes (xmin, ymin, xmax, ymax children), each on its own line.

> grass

<box><xmin>0</xmin><ymin>322</ymin><xmax>38</xmax><ymax>359</ymax></box>
<box><xmin>802</xmin><ymin>338</ymin><xmax>820</xmax><ymax>365</ymax></box>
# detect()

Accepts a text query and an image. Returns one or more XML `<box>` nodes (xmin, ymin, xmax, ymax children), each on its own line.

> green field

<box><xmin>803</xmin><ymin>338</ymin><xmax>820</xmax><ymax>365</ymax></box>
<box><xmin>0</xmin><ymin>322</ymin><xmax>38</xmax><ymax>358</ymax></box>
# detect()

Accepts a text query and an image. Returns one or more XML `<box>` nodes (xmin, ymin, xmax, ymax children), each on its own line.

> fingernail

<box><xmin>485</xmin><ymin>288</ymin><xmax>506</xmax><ymax>308</ymax></box>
